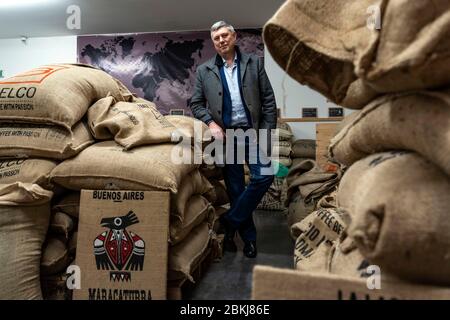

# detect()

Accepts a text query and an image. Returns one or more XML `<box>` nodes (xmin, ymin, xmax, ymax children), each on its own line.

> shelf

<box><xmin>278</xmin><ymin>117</ymin><xmax>344</xmax><ymax>123</ymax></box>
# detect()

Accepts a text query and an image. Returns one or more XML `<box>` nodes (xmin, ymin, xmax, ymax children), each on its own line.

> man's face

<box><xmin>211</xmin><ymin>27</ymin><xmax>237</xmax><ymax>56</ymax></box>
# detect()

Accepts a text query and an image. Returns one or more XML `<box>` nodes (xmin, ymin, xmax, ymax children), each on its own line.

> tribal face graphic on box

<box><xmin>93</xmin><ymin>211</ymin><xmax>145</xmax><ymax>282</ymax></box>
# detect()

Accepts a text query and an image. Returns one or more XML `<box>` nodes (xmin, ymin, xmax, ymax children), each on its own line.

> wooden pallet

<box><xmin>167</xmin><ymin>235</ymin><xmax>223</xmax><ymax>300</ymax></box>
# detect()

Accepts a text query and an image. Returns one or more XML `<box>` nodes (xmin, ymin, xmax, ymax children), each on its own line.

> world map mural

<box><xmin>77</xmin><ymin>29</ymin><xmax>263</xmax><ymax>115</ymax></box>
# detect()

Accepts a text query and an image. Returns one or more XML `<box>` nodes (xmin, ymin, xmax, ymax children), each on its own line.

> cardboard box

<box><xmin>252</xmin><ymin>266</ymin><xmax>450</xmax><ymax>300</ymax></box>
<box><xmin>73</xmin><ymin>190</ymin><xmax>169</xmax><ymax>300</ymax></box>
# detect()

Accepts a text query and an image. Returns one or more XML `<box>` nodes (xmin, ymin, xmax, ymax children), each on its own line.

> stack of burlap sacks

<box><xmin>264</xmin><ymin>0</ymin><xmax>450</xmax><ymax>286</ymax></box>
<box><xmin>290</xmin><ymin>139</ymin><xmax>315</xmax><ymax>167</ymax></box>
<box><xmin>256</xmin><ymin>121</ymin><xmax>293</xmax><ymax>211</ymax></box>
<box><xmin>0</xmin><ymin>64</ymin><xmax>223</xmax><ymax>300</ymax></box>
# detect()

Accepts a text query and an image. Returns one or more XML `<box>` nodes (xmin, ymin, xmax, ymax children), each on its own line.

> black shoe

<box><xmin>219</xmin><ymin>216</ymin><xmax>237</xmax><ymax>252</ymax></box>
<box><xmin>243</xmin><ymin>241</ymin><xmax>257</xmax><ymax>258</ymax></box>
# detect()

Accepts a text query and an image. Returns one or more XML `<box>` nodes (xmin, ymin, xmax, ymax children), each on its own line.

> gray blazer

<box><xmin>190</xmin><ymin>49</ymin><xmax>277</xmax><ymax>132</ymax></box>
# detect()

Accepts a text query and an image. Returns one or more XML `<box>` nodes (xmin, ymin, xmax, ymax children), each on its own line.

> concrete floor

<box><xmin>184</xmin><ymin>210</ymin><xmax>294</xmax><ymax>300</ymax></box>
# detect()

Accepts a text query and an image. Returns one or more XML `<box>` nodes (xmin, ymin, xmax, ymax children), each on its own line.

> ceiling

<box><xmin>0</xmin><ymin>0</ymin><xmax>285</xmax><ymax>39</ymax></box>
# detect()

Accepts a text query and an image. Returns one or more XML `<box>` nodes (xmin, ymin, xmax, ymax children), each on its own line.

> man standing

<box><xmin>190</xmin><ymin>21</ymin><xmax>276</xmax><ymax>258</ymax></box>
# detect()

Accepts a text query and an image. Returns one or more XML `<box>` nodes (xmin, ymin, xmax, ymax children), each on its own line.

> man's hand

<box><xmin>208</xmin><ymin>121</ymin><xmax>225</xmax><ymax>140</ymax></box>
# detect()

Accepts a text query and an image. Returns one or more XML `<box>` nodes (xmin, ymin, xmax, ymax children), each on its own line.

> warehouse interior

<box><xmin>0</xmin><ymin>0</ymin><xmax>449</xmax><ymax>301</ymax></box>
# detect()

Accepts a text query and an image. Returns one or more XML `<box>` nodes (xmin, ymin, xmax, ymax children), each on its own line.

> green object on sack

<box><xmin>273</xmin><ymin>161</ymin><xmax>289</xmax><ymax>178</ymax></box>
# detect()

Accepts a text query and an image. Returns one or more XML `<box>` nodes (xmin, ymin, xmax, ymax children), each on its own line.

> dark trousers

<box><xmin>222</xmin><ymin>134</ymin><xmax>274</xmax><ymax>242</ymax></box>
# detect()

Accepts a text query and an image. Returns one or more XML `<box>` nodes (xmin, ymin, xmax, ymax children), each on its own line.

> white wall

<box><xmin>264</xmin><ymin>47</ymin><xmax>347</xmax><ymax>140</ymax></box>
<box><xmin>0</xmin><ymin>36</ymin><xmax>77</xmax><ymax>78</ymax></box>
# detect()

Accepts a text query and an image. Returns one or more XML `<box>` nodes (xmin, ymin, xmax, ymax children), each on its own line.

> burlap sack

<box><xmin>68</xmin><ymin>231</ymin><xmax>77</xmax><ymax>257</ymax></box>
<box><xmin>338</xmin><ymin>151</ymin><xmax>450</xmax><ymax>285</ymax></box>
<box><xmin>293</xmin><ymin>208</ymin><xmax>348</xmax><ymax>271</ymax></box>
<box><xmin>212</xmin><ymin>205</ymin><xmax>229</xmax><ymax>234</ymax></box>
<box><xmin>168</xmin><ymin>222</ymin><xmax>211</xmax><ymax>282</ymax></box>
<box><xmin>316</xmin><ymin>190</ymin><xmax>338</xmax><ymax>209</ymax></box>
<box><xmin>0</xmin><ymin>202</ymin><xmax>51</xmax><ymax>299</ymax></box>
<box><xmin>0</xmin><ymin>121</ymin><xmax>94</xmax><ymax>160</ymax></box>
<box><xmin>291</xmin><ymin>139</ymin><xmax>315</xmax><ymax>159</ymax></box>
<box><xmin>49</xmin><ymin>212</ymin><xmax>74</xmax><ymax>238</ymax></box>
<box><xmin>329</xmin><ymin>242</ymin><xmax>371</xmax><ymax>279</ymax></box>
<box><xmin>265</xmin><ymin>1</ymin><xmax>450</xmax><ymax>108</ymax></box>
<box><xmin>50</xmin><ymin>141</ymin><xmax>198</xmax><ymax>193</ymax></box>
<box><xmin>287</xmin><ymin>191</ymin><xmax>316</xmax><ymax>240</ymax></box>
<box><xmin>0</xmin><ymin>64</ymin><xmax>132</xmax><ymax>129</ymax></box>
<box><xmin>166</xmin><ymin>115</ymin><xmax>212</xmax><ymax>144</ymax></box>
<box><xmin>41</xmin><ymin>236</ymin><xmax>71</xmax><ymax>276</ymax></box>
<box><xmin>41</xmin><ymin>273</ymin><xmax>72</xmax><ymax>300</ymax></box>
<box><xmin>287</xmin><ymin>163</ymin><xmax>341</xmax><ymax>204</ymax></box>
<box><xmin>170</xmin><ymin>195</ymin><xmax>215</xmax><ymax>245</ymax></box>
<box><xmin>52</xmin><ymin>191</ymin><xmax>80</xmax><ymax>219</ymax></box>
<box><xmin>286</xmin><ymin>159</ymin><xmax>315</xmax><ymax>189</ymax></box>
<box><xmin>257</xmin><ymin>177</ymin><xmax>287</xmax><ymax>211</ymax></box>
<box><xmin>273</xmin><ymin>141</ymin><xmax>292</xmax><ymax>157</ymax></box>
<box><xmin>277</xmin><ymin>129</ymin><xmax>293</xmax><ymax>142</ymax></box>
<box><xmin>263</xmin><ymin>0</ymin><xmax>381</xmax><ymax>109</ymax></box>
<box><xmin>88</xmin><ymin>96</ymin><xmax>178</xmax><ymax>150</ymax></box>
<box><xmin>329</xmin><ymin>91</ymin><xmax>450</xmax><ymax>177</ymax></box>
<box><xmin>292</xmin><ymin>208</ymin><xmax>348</xmax><ymax>271</ymax></box>
<box><xmin>0</xmin><ymin>158</ymin><xmax>57</xmax><ymax>188</ymax></box>
<box><xmin>199</xmin><ymin>164</ymin><xmax>223</xmax><ymax>180</ymax></box>
<box><xmin>290</xmin><ymin>158</ymin><xmax>314</xmax><ymax>173</ymax></box>
<box><xmin>171</xmin><ymin>169</ymin><xmax>214</xmax><ymax>220</ymax></box>
<box><xmin>357</xmin><ymin>0</ymin><xmax>450</xmax><ymax>93</ymax></box>
<box><xmin>0</xmin><ymin>182</ymin><xmax>53</xmax><ymax>206</ymax></box>
<box><xmin>209</xmin><ymin>179</ymin><xmax>229</xmax><ymax>206</ymax></box>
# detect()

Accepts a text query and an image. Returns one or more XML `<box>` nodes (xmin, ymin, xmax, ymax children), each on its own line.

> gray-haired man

<box><xmin>190</xmin><ymin>21</ymin><xmax>276</xmax><ymax>258</ymax></box>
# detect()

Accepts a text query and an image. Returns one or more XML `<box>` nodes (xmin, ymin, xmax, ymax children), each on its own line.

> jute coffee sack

<box><xmin>338</xmin><ymin>151</ymin><xmax>450</xmax><ymax>285</ymax></box>
<box><xmin>171</xmin><ymin>169</ymin><xmax>214</xmax><ymax>220</ymax></box>
<box><xmin>316</xmin><ymin>190</ymin><xmax>338</xmax><ymax>209</ymax></box>
<box><xmin>168</xmin><ymin>222</ymin><xmax>211</xmax><ymax>282</ymax></box>
<box><xmin>41</xmin><ymin>273</ymin><xmax>72</xmax><ymax>300</ymax></box>
<box><xmin>273</xmin><ymin>140</ymin><xmax>292</xmax><ymax>157</ymax></box>
<box><xmin>209</xmin><ymin>179</ymin><xmax>229</xmax><ymax>206</ymax></box>
<box><xmin>0</xmin><ymin>202</ymin><xmax>51</xmax><ymax>299</ymax></box>
<box><xmin>0</xmin><ymin>158</ymin><xmax>57</xmax><ymax>188</ymax></box>
<box><xmin>287</xmin><ymin>163</ymin><xmax>342</xmax><ymax>204</ymax></box>
<box><xmin>0</xmin><ymin>64</ymin><xmax>132</xmax><ymax>129</ymax></box>
<box><xmin>329</xmin><ymin>91</ymin><xmax>450</xmax><ymax>176</ymax></box>
<box><xmin>257</xmin><ymin>177</ymin><xmax>287</xmax><ymax>211</ymax></box>
<box><xmin>50</xmin><ymin>141</ymin><xmax>199</xmax><ymax>193</ymax></box>
<box><xmin>0</xmin><ymin>121</ymin><xmax>94</xmax><ymax>160</ymax></box>
<box><xmin>286</xmin><ymin>158</ymin><xmax>315</xmax><ymax>190</ymax></box>
<box><xmin>41</xmin><ymin>235</ymin><xmax>71</xmax><ymax>276</ymax></box>
<box><xmin>292</xmin><ymin>139</ymin><xmax>315</xmax><ymax>159</ymax></box>
<box><xmin>263</xmin><ymin>0</ymin><xmax>381</xmax><ymax>109</ymax></box>
<box><xmin>357</xmin><ymin>0</ymin><xmax>450</xmax><ymax>93</ymax></box>
<box><xmin>166</xmin><ymin>115</ymin><xmax>212</xmax><ymax>145</ymax></box>
<box><xmin>49</xmin><ymin>211</ymin><xmax>74</xmax><ymax>238</ymax></box>
<box><xmin>293</xmin><ymin>208</ymin><xmax>348</xmax><ymax>271</ymax></box>
<box><xmin>52</xmin><ymin>191</ymin><xmax>80</xmax><ymax>219</ymax></box>
<box><xmin>277</xmin><ymin>122</ymin><xmax>293</xmax><ymax>141</ymax></box>
<box><xmin>199</xmin><ymin>164</ymin><xmax>223</xmax><ymax>180</ymax></box>
<box><xmin>170</xmin><ymin>195</ymin><xmax>215</xmax><ymax>245</ymax></box>
<box><xmin>88</xmin><ymin>96</ymin><xmax>178</xmax><ymax>150</ymax></box>
<box><xmin>212</xmin><ymin>205</ymin><xmax>228</xmax><ymax>234</ymax></box>
<box><xmin>0</xmin><ymin>182</ymin><xmax>53</xmax><ymax>206</ymax></box>
<box><xmin>287</xmin><ymin>191</ymin><xmax>315</xmax><ymax>240</ymax></box>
